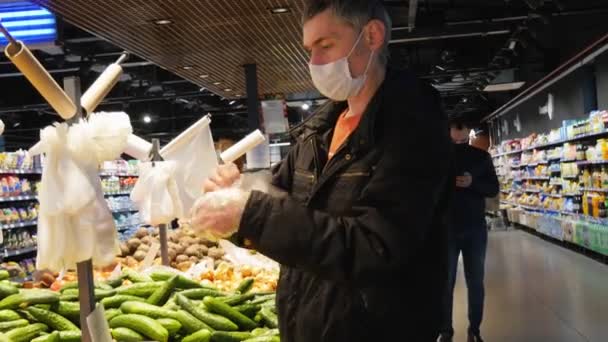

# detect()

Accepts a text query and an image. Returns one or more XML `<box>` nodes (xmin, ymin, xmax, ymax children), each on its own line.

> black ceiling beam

<box><xmin>390</xmin><ymin>22</ymin><xmax>512</xmax><ymax>44</ymax></box>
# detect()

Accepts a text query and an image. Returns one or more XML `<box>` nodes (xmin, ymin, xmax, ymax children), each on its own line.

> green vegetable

<box><xmin>120</xmin><ymin>301</ymin><xmax>178</xmax><ymax>319</ymax></box>
<box><xmin>233</xmin><ymin>304</ymin><xmax>261</xmax><ymax>318</ymax></box>
<box><xmin>0</xmin><ymin>319</ymin><xmax>28</xmax><ymax>332</ymax></box>
<box><xmin>105</xmin><ymin>277</ymin><xmax>124</xmax><ymax>288</ymax></box>
<box><xmin>27</xmin><ymin>307</ymin><xmax>80</xmax><ymax>331</ymax></box>
<box><xmin>180</xmin><ymin>288</ymin><xmax>227</xmax><ymax>300</ymax></box>
<box><xmin>58</xmin><ymin>330</ymin><xmax>81</xmax><ymax>342</ymax></box>
<box><xmin>0</xmin><ymin>309</ymin><xmax>21</xmax><ymax>322</ymax></box>
<box><xmin>0</xmin><ymin>284</ymin><xmax>18</xmax><ymax>300</ymax></box>
<box><xmin>104</xmin><ymin>308</ymin><xmax>122</xmax><ymax>322</ymax></box>
<box><xmin>32</xmin><ymin>331</ymin><xmax>60</xmax><ymax>342</ymax></box>
<box><xmin>59</xmin><ymin>294</ymin><xmax>78</xmax><ymax>302</ymax></box>
<box><xmin>248</xmin><ymin>295</ymin><xmax>275</xmax><ymax>306</ymax></box>
<box><xmin>61</xmin><ymin>288</ymin><xmax>115</xmax><ymax>300</ymax></box>
<box><xmin>219</xmin><ymin>293</ymin><xmax>256</xmax><ymax>306</ymax></box>
<box><xmin>95</xmin><ymin>282</ymin><xmax>114</xmax><ymax>291</ymax></box>
<box><xmin>155</xmin><ymin>317</ymin><xmax>181</xmax><ymax>336</ymax></box>
<box><xmin>175</xmin><ymin>294</ymin><xmax>237</xmax><ymax>331</ymax></box>
<box><xmin>101</xmin><ymin>295</ymin><xmax>145</xmax><ymax>309</ymax></box>
<box><xmin>115</xmin><ymin>282</ymin><xmax>163</xmax><ymax>297</ymax></box>
<box><xmin>34</xmin><ymin>304</ymin><xmax>52</xmax><ymax>310</ymax></box>
<box><xmin>109</xmin><ymin>314</ymin><xmax>169</xmax><ymax>342</ymax></box>
<box><xmin>174</xmin><ymin>310</ymin><xmax>213</xmax><ymax>334</ymax></box>
<box><xmin>242</xmin><ymin>336</ymin><xmax>280</xmax><ymax>342</ymax></box>
<box><xmin>182</xmin><ymin>329</ymin><xmax>211</xmax><ymax>342</ymax></box>
<box><xmin>0</xmin><ymin>290</ymin><xmax>60</xmax><ymax>310</ymax></box>
<box><xmin>0</xmin><ymin>271</ymin><xmax>9</xmax><ymax>281</ymax></box>
<box><xmin>175</xmin><ymin>275</ymin><xmax>203</xmax><ymax>289</ymax></box>
<box><xmin>123</xmin><ymin>270</ymin><xmax>153</xmax><ymax>283</ymax></box>
<box><xmin>203</xmin><ymin>297</ymin><xmax>257</xmax><ymax>330</ymax></box>
<box><xmin>162</xmin><ymin>296</ymin><xmax>180</xmax><ymax>311</ymax></box>
<box><xmin>210</xmin><ymin>331</ymin><xmax>253</xmax><ymax>342</ymax></box>
<box><xmin>235</xmin><ymin>278</ymin><xmax>254</xmax><ymax>294</ymax></box>
<box><xmin>111</xmin><ymin>327</ymin><xmax>143</xmax><ymax>342</ymax></box>
<box><xmin>250</xmin><ymin>328</ymin><xmax>269</xmax><ymax>337</ymax></box>
<box><xmin>149</xmin><ymin>271</ymin><xmax>176</xmax><ymax>282</ymax></box>
<box><xmin>259</xmin><ymin>308</ymin><xmax>278</xmax><ymax>329</ymax></box>
<box><xmin>146</xmin><ymin>275</ymin><xmax>178</xmax><ymax>306</ymax></box>
<box><xmin>53</xmin><ymin>302</ymin><xmax>79</xmax><ymax>323</ymax></box>
<box><xmin>59</xmin><ymin>283</ymin><xmax>79</xmax><ymax>292</ymax></box>
<box><xmin>5</xmin><ymin>323</ymin><xmax>48</xmax><ymax>342</ymax></box>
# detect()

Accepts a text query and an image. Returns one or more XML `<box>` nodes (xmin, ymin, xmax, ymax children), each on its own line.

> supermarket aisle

<box><xmin>451</xmin><ymin>230</ymin><xmax>608</xmax><ymax>342</ymax></box>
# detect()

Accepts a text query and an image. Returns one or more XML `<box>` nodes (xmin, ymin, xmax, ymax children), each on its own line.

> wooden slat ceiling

<box><xmin>33</xmin><ymin>0</ymin><xmax>313</xmax><ymax>98</ymax></box>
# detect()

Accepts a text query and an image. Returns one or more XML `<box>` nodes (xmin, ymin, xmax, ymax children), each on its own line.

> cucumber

<box><xmin>259</xmin><ymin>308</ymin><xmax>278</xmax><ymax>329</ymax></box>
<box><xmin>235</xmin><ymin>278</ymin><xmax>254</xmax><ymax>294</ymax></box>
<box><xmin>175</xmin><ymin>294</ymin><xmax>238</xmax><ymax>331</ymax></box>
<box><xmin>0</xmin><ymin>319</ymin><xmax>28</xmax><ymax>332</ymax></box>
<box><xmin>101</xmin><ymin>295</ymin><xmax>145</xmax><ymax>309</ymax></box>
<box><xmin>219</xmin><ymin>293</ymin><xmax>256</xmax><ymax>306</ymax></box>
<box><xmin>104</xmin><ymin>308</ymin><xmax>122</xmax><ymax>322</ymax></box>
<box><xmin>61</xmin><ymin>289</ymin><xmax>116</xmax><ymax>300</ymax></box>
<box><xmin>242</xmin><ymin>336</ymin><xmax>280</xmax><ymax>342</ymax></box>
<box><xmin>123</xmin><ymin>270</ymin><xmax>153</xmax><ymax>283</ymax></box>
<box><xmin>250</xmin><ymin>328</ymin><xmax>269</xmax><ymax>337</ymax></box>
<box><xmin>146</xmin><ymin>276</ymin><xmax>178</xmax><ymax>306</ymax></box>
<box><xmin>115</xmin><ymin>282</ymin><xmax>163</xmax><ymax>297</ymax></box>
<box><xmin>174</xmin><ymin>310</ymin><xmax>213</xmax><ymax>334</ymax></box>
<box><xmin>17</xmin><ymin>309</ymin><xmax>37</xmax><ymax>322</ymax></box>
<box><xmin>58</xmin><ymin>331</ymin><xmax>81</xmax><ymax>342</ymax></box>
<box><xmin>120</xmin><ymin>301</ymin><xmax>179</xmax><ymax>319</ymax></box>
<box><xmin>210</xmin><ymin>331</ymin><xmax>252</xmax><ymax>342</ymax></box>
<box><xmin>248</xmin><ymin>295</ymin><xmax>275</xmax><ymax>306</ymax></box>
<box><xmin>34</xmin><ymin>304</ymin><xmax>53</xmax><ymax>310</ymax></box>
<box><xmin>0</xmin><ymin>290</ymin><xmax>60</xmax><ymax>310</ymax></box>
<box><xmin>203</xmin><ymin>297</ymin><xmax>257</xmax><ymax>330</ymax></box>
<box><xmin>175</xmin><ymin>275</ymin><xmax>202</xmax><ymax>289</ymax></box>
<box><xmin>60</xmin><ymin>283</ymin><xmax>79</xmax><ymax>292</ymax></box>
<box><xmin>180</xmin><ymin>288</ymin><xmax>227</xmax><ymax>300</ymax></box>
<box><xmin>109</xmin><ymin>314</ymin><xmax>169</xmax><ymax>342</ymax></box>
<box><xmin>162</xmin><ymin>296</ymin><xmax>180</xmax><ymax>311</ymax></box>
<box><xmin>27</xmin><ymin>307</ymin><xmax>80</xmax><ymax>331</ymax></box>
<box><xmin>53</xmin><ymin>302</ymin><xmax>79</xmax><ymax>323</ymax></box>
<box><xmin>0</xmin><ymin>309</ymin><xmax>21</xmax><ymax>322</ymax></box>
<box><xmin>5</xmin><ymin>323</ymin><xmax>48</xmax><ymax>342</ymax></box>
<box><xmin>182</xmin><ymin>329</ymin><xmax>211</xmax><ymax>342</ymax></box>
<box><xmin>95</xmin><ymin>282</ymin><xmax>114</xmax><ymax>291</ymax></box>
<box><xmin>111</xmin><ymin>327</ymin><xmax>144</xmax><ymax>342</ymax></box>
<box><xmin>105</xmin><ymin>277</ymin><xmax>124</xmax><ymax>288</ymax></box>
<box><xmin>233</xmin><ymin>304</ymin><xmax>261</xmax><ymax>318</ymax></box>
<box><xmin>155</xmin><ymin>318</ymin><xmax>181</xmax><ymax>336</ymax></box>
<box><xmin>59</xmin><ymin>294</ymin><xmax>78</xmax><ymax>302</ymax></box>
<box><xmin>0</xmin><ymin>284</ymin><xmax>18</xmax><ymax>299</ymax></box>
<box><xmin>32</xmin><ymin>331</ymin><xmax>60</xmax><ymax>342</ymax></box>
<box><xmin>149</xmin><ymin>271</ymin><xmax>176</xmax><ymax>282</ymax></box>
<box><xmin>0</xmin><ymin>271</ymin><xmax>9</xmax><ymax>281</ymax></box>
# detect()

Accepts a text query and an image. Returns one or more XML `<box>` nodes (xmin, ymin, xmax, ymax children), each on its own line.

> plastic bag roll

<box><xmin>221</xmin><ymin>129</ymin><xmax>266</xmax><ymax>163</ymax></box>
<box><xmin>81</xmin><ymin>63</ymin><xmax>122</xmax><ymax>114</ymax></box>
<box><xmin>4</xmin><ymin>41</ymin><xmax>76</xmax><ymax>119</ymax></box>
<box><xmin>124</xmin><ymin>134</ymin><xmax>153</xmax><ymax>161</ymax></box>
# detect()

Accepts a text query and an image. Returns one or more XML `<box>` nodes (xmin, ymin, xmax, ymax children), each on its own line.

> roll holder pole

<box><xmin>149</xmin><ymin>139</ymin><xmax>170</xmax><ymax>266</ymax></box>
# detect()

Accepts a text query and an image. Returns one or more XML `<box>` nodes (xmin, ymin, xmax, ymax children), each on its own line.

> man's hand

<box><xmin>190</xmin><ymin>188</ymin><xmax>250</xmax><ymax>240</ymax></box>
<box><xmin>203</xmin><ymin>163</ymin><xmax>241</xmax><ymax>193</ymax></box>
<box><xmin>456</xmin><ymin>172</ymin><xmax>473</xmax><ymax>188</ymax></box>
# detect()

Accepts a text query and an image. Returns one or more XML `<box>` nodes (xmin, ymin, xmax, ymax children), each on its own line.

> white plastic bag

<box><xmin>218</xmin><ymin>239</ymin><xmax>279</xmax><ymax>271</ymax></box>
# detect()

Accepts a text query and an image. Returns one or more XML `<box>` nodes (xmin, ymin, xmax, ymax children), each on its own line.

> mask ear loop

<box><xmin>348</xmin><ymin>27</ymin><xmax>376</xmax><ymax>76</ymax></box>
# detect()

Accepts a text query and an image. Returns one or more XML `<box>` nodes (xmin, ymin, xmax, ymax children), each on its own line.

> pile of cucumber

<box><xmin>0</xmin><ymin>271</ymin><xmax>279</xmax><ymax>342</ymax></box>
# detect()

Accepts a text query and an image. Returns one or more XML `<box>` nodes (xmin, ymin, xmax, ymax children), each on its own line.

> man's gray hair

<box><xmin>303</xmin><ymin>0</ymin><xmax>393</xmax><ymax>65</ymax></box>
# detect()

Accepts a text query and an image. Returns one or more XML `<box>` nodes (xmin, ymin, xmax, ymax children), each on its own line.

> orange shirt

<box><xmin>328</xmin><ymin>110</ymin><xmax>362</xmax><ymax>159</ymax></box>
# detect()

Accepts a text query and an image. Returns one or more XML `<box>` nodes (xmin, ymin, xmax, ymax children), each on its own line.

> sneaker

<box><xmin>467</xmin><ymin>332</ymin><xmax>484</xmax><ymax>342</ymax></box>
<box><xmin>437</xmin><ymin>333</ymin><xmax>453</xmax><ymax>342</ymax></box>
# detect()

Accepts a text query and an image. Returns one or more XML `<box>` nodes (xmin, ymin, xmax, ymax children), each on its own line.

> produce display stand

<box><xmin>149</xmin><ymin>139</ymin><xmax>171</xmax><ymax>267</ymax></box>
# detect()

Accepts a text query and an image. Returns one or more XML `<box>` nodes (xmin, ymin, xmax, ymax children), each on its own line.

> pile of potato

<box><xmin>117</xmin><ymin>227</ymin><xmax>226</xmax><ymax>271</ymax></box>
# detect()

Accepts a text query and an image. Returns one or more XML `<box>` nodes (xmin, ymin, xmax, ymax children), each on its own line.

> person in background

<box><xmin>439</xmin><ymin>120</ymin><xmax>499</xmax><ymax>342</ymax></box>
<box><xmin>190</xmin><ymin>0</ymin><xmax>452</xmax><ymax>341</ymax></box>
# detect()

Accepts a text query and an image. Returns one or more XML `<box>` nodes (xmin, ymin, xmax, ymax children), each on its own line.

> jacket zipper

<box><xmin>339</xmin><ymin>171</ymin><xmax>370</xmax><ymax>177</ymax></box>
<box><xmin>311</xmin><ymin>137</ymin><xmax>321</xmax><ymax>179</ymax></box>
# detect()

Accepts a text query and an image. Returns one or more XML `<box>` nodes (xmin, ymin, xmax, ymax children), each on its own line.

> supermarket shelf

<box><xmin>2</xmin><ymin>246</ymin><xmax>36</xmax><ymax>258</ymax></box>
<box><xmin>562</xmin><ymin>175</ymin><xmax>578</xmax><ymax>179</ymax></box>
<box><xmin>562</xmin><ymin>193</ymin><xmax>582</xmax><ymax>196</ymax></box>
<box><xmin>580</xmin><ymin>187</ymin><xmax>608</xmax><ymax>193</ymax></box>
<box><xmin>0</xmin><ymin>220</ymin><xmax>37</xmax><ymax>230</ymax></box>
<box><xmin>0</xmin><ymin>169</ymin><xmax>42</xmax><ymax>175</ymax></box>
<box><xmin>111</xmin><ymin>208</ymin><xmax>138</xmax><ymax>214</ymax></box>
<box><xmin>560</xmin><ymin>158</ymin><xmax>579</xmax><ymax>163</ymax></box>
<box><xmin>0</xmin><ymin>195</ymin><xmax>37</xmax><ymax>203</ymax></box>
<box><xmin>522</xmin><ymin>176</ymin><xmax>550</xmax><ymax>180</ymax></box>
<box><xmin>524</xmin><ymin>189</ymin><xmax>540</xmax><ymax>193</ymax></box>
<box><xmin>541</xmin><ymin>193</ymin><xmax>561</xmax><ymax>198</ymax></box>
<box><xmin>99</xmin><ymin>172</ymin><xmax>138</xmax><ymax>177</ymax></box>
<box><xmin>492</xmin><ymin>130</ymin><xmax>608</xmax><ymax>158</ymax></box>
<box><xmin>493</xmin><ymin>149</ymin><xmax>523</xmax><ymax>158</ymax></box>
<box><xmin>104</xmin><ymin>191</ymin><xmax>131</xmax><ymax>197</ymax></box>
<box><xmin>577</xmin><ymin>160</ymin><xmax>608</xmax><ymax>166</ymax></box>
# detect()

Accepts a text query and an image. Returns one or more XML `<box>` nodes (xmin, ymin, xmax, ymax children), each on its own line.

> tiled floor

<box><xmin>450</xmin><ymin>230</ymin><xmax>608</xmax><ymax>342</ymax></box>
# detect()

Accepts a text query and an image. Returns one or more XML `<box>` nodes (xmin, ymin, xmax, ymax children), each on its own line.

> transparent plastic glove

<box><xmin>189</xmin><ymin>188</ymin><xmax>250</xmax><ymax>241</ymax></box>
<box><xmin>203</xmin><ymin>163</ymin><xmax>242</xmax><ymax>193</ymax></box>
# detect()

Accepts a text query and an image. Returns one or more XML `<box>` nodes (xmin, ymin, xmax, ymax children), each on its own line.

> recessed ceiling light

<box><xmin>224</xmin><ymin>88</ymin><xmax>232</xmax><ymax>92</ymax></box>
<box><xmin>213</xmin><ymin>81</ymin><xmax>221</xmax><ymax>86</ymax></box>
<box><xmin>182</xmin><ymin>66</ymin><xmax>194</xmax><ymax>70</ymax></box>
<box><xmin>235</xmin><ymin>94</ymin><xmax>242</xmax><ymax>97</ymax></box>
<box><xmin>199</xmin><ymin>74</ymin><xmax>209</xmax><ymax>79</ymax></box>
<box><xmin>229</xmin><ymin>100</ymin><xmax>236</xmax><ymax>105</ymax></box>
<box><xmin>142</xmin><ymin>115</ymin><xmax>152</xmax><ymax>124</ymax></box>
<box><xmin>154</xmin><ymin>19</ymin><xmax>173</xmax><ymax>25</ymax></box>
<box><xmin>270</xmin><ymin>6</ymin><xmax>290</xmax><ymax>14</ymax></box>
<box><xmin>301</xmin><ymin>103</ymin><xmax>310</xmax><ymax>110</ymax></box>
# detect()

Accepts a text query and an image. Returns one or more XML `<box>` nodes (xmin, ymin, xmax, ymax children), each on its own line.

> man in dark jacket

<box><xmin>190</xmin><ymin>1</ymin><xmax>452</xmax><ymax>341</ymax></box>
<box><xmin>439</xmin><ymin>121</ymin><xmax>499</xmax><ymax>342</ymax></box>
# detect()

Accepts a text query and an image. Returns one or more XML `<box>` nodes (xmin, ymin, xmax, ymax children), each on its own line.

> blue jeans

<box><xmin>441</xmin><ymin>228</ymin><xmax>488</xmax><ymax>336</ymax></box>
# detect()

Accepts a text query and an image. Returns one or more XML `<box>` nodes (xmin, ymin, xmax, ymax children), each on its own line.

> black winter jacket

<box><xmin>238</xmin><ymin>69</ymin><xmax>452</xmax><ymax>342</ymax></box>
<box><xmin>450</xmin><ymin>143</ymin><xmax>500</xmax><ymax>233</ymax></box>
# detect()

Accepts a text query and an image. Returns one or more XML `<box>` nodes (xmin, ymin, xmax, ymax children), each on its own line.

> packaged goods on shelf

<box><xmin>0</xmin><ymin>150</ymin><xmax>37</xmax><ymax>171</ymax></box>
<box><xmin>0</xmin><ymin>176</ymin><xmax>39</xmax><ymax>199</ymax></box>
<box><xmin>106</xmin><ymin>196</ymin><xmax>137</xmax><ymax>212</ymax></box>
<box><xmin>0</xmin><ymin>203</ymin><xmax>38</xmax><ymax>225</ymax></box>
<box><xmin>100</xmin><ymin>159</ymin><xmax>139</xmax><ymax>176</ymax></box>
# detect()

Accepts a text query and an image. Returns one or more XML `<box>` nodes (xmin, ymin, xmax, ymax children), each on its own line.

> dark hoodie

<box><xmin>450</xmin><ymin>142</ymin><xmax>500</xmax><ymax>233</ymax></box>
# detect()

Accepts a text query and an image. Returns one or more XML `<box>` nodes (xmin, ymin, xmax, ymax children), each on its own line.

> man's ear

<box><xmin>365</xmin><ymin>19</ymin><xmax>386</xmax><ymax>52</ymax></box>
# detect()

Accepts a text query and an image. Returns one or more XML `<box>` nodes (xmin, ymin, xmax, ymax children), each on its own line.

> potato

<box><xmin>185</xmin><ymin>245</ymin><xmax>200</xmax><ymax>258</ymax></box>
<box><xmin>125</xmin><ymin>256</ymin><xmax>138</xmax><ymax>268</ymax></box>
<box><xmin>199</xmin><ymin>237</ymin><xmax>216</xmax><ymax>248</ymax></box>
<box><xmin>168</xmin><ymin>248</ymin><xmax>177</xmax><ymax>262</ymax></box>
<box><xmin>189</xmin><ymin>256</ymin><xmax>199</xmax><ymax>263</ymax></box>
<box><xmin>133</xmin><ymin>250</ymin><xmax>146</xmax><ymax>261</ymax></box>
<box><xmin>135</xmin><ymin>227</ymin><xmax>149</xmax><ymax>239</ymax></box>
<box><xmin>175</xmin><ymin>254</ymin><xmax>189</xmax><ymax>263</ymax></box>
<box><xmin>137</xmin><ymin>244</ymin><xmax>150</xmax><ymax>253</ymax></box>
<box><xmin>174</xmin><ymin>244</ymin><xmax>186</xmax><ymax>255</ymax></box>
<box><xmin>141</xmin><ymin>236</ymin><xmax>152</xmax><ymax>246</ymax></box>
<box><xmin>127</xmin><ymin>239</ymin><xmax>142</xmax><ymax>252</ymax></box>
<box><xmin>119</xmin><ymin>243</ymin><xmax>130</xmax><ymax>257</ymax></box>
<box><xmin>207</xmin><ymin>247</ymin><xmax>225</xmax><ymax>259</ymax></box>
<box><xmin>152</xmin><ymin>228</ymin><xmax>159</xmax><ymax>237</ymax></box>
<box><xmin>199</xmin><ymin>245</ymin><xmax>209</xmax><ymax>256</ymax></box>
<box><xmin>169</xmin><ymin>232</ymin><xmax>179</xmax><ymax>243</ymax></box>
<box><xmin>40</xmin><ymin>272</ymin><xmax>55</xmax><ymax>288</ymax></box>
<box><xmin>181</xmin><ymin>237</ymin><xmax>196</xmax><ymax>247</ymax></box>
<box><xmin>177</xmin><ymin>261</ymin><xmax>192</xmax><ymax>272</ymax></box>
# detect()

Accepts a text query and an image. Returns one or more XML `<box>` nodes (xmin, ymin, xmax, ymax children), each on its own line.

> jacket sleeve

<box><xmin>237</xmin><ymin>95</ymin><xmax>451</xmax><ymax>286</ymax></box>
<box><xmin>469</xmin><ymin>153</ymin><xmax>499</xmax><ymax>198</ymax></box>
